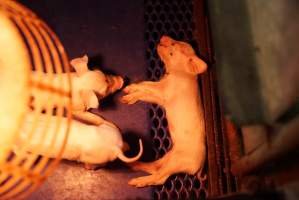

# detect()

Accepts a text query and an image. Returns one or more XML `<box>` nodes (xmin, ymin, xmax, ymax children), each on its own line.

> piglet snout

<box><xmin>160</xmin><ymin>35</ymin><xmax>173</xmax><ymax>46</ymax></box>
<box><xmin>106</xmin><ymin>75</ymin><xmax>124</xmax><ymax>93</ymax></box>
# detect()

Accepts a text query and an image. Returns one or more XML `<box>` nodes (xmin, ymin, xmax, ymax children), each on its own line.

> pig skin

<box><xmin>121</xmin><ymin>36</ymin><xmax>207</xmax><ymax>187</ymax></box>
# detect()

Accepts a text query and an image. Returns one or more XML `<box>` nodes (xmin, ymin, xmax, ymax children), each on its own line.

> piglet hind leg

<box><xmin>128</xmin><ymin>155</ymin><xmax>178</xmax><ymax>187</ymax></box>
<box><xmin>128</xmin><ymin>166</ymin><xmax>173</xmax><ymax>187</ymax></box>
<box><xmin>129</xmin><ymin>153</ymin><xmax>170</xmax><ymax>174</ymax></box>
<box><xmin>128</xmin><ymin>151</ymin><xmax>195</xmax><ymax>187</ymax></box>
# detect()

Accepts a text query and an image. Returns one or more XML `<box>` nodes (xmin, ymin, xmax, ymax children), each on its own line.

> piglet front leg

<box><xmin>120</xmin><ymin>81</ymin><xmax>165</xmax><ymax>106</ymax></box>
<box><xmin>73</xmin><ymin>111</ymin><xmax>117</xmax><ymax>129</ymax></box>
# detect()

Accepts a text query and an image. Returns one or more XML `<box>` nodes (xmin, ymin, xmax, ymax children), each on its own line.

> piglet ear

<box><xmin>70</xmin><ymin>54</ymin><xmax>89</xmax><ymax>76</ymax></box>
<box><xmin>80</xmin><ymin>90</ymin><xmax>99</xmax><ymax>110</ymax></box>
<box><xmin>188</xmin><ymin>56</ymin><xmax>207</xmax><ymax>75</ymax></box>
<box><xmin>82</xmin><ymin>54</ymin><xmax>88</xmax><ymax>62</ymax></box>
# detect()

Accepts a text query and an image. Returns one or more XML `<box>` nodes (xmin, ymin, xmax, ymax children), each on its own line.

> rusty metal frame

<box><xmin>193</xmin><ymin>0</ymin><xmax>241</xmax><ymax>197</ymax></box>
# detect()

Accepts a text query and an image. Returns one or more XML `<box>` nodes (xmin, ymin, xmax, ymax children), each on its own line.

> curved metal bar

<box><xmin>0</xmin><ymin>1</ymin><xmax>72</xmax><ymax>199</ymax></box>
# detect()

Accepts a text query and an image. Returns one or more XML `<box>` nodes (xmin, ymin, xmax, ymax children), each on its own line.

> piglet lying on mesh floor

<box><xmin>27</xmin><ymin>55</ymin><xmax>144</xmax><ymax>168</ymax></box>
<box><xmin>121</xmin><ymin>36</ymin><xmax>207</xmax><ymax>187</ymax></box>
<box><xmin>31</xmin><ymin>55</ymin><xmax>123</xmax><ymax>128</ymax></box>
<box><xmin>17</xmin><ymin>113</ymin><xmax>143</xmax><ymax>168</ymax></box>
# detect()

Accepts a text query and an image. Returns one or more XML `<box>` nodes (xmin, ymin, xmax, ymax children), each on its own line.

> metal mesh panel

<box><xmin>144</xmin><ymin>0</ymin><xmax>208</xmax><ymax>199</ymax></box>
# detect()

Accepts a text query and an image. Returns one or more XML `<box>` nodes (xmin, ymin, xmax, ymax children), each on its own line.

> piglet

<box><xmin>16</xmin><ymin>113</ymin><xmax>143</xmax><ymax>167</ymax></box>
<box><xmin>31</xmin><ymin>55</ymin><xmax>124</xmax><ymax>127</ymax></box>
<box><xmin>121</xmin><ymin>36</ymin><xmax>207</xmax><ymax>187</ymax></box>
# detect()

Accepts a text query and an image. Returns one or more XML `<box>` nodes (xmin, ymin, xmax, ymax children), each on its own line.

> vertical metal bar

<box><xmin>194</xmin><ymin>0</ymin><xmax>240</xmax><ymax>196</ymax></box>
<box><xmin>193</xmin><ymin>0</ymin><xmax>221</xmax><ymax>196</ymax></box>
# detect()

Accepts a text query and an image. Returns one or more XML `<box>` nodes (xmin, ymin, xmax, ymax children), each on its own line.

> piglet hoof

<box><xmin>123</xmin><ymin>84</ymin><xmax>138</xmax><ymax>93</ymax></box>
<box><xmin>197</xmin><ymin>172</ymin><xmax>207</xmax><ymax>181</ymax></box>
<box><xmin>119</xmin><ymin>95</ymin><xmax>137</xmax><ymax>105</ymax></box>
<box><xmin>84</xmin><ymin>163</ymin><xmax>105</xmax><ymax>170</ymax></box>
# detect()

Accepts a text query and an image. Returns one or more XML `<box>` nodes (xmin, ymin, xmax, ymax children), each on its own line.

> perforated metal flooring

<box><xmin>144</xmin><ymin>0</ymin><xmax>207</xmax><ymax>199</ymax></box>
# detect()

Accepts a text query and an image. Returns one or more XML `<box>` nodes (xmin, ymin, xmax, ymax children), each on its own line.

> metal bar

<box><xmin>231</xmin><ymin>116</ymin><xmax>299</xmax><ymax>176</ymax></box>
<box><xmin>223</xmin><ymin>119</ymin><xmax>242</xmax><ymax>192</ymax></box>
<box><xmin>194</xmin><ymin>0</ymin><xmax>222</xmax><ymax>196</ymax></box>
<box><xmin>194</xmin><ymin>0</ymin><xmax>241</xmax><ymax>196</ymax></box>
